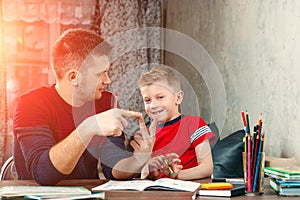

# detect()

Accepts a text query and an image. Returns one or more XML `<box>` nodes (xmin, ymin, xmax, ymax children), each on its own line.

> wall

<box><xmin>164</xmin><ymin>0</ymin><xmax>300</xmax><ymax>162</ymax></box>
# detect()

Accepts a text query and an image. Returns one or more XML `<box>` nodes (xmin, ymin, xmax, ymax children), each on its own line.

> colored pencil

<box><xmin>247</xmin><ymin>133</ymin><xmax>252</xmax><ymax>192</ymax></box>
<box><xmin>252</xmin><ymin>134</ymin><xmax>264</xmax><ymax>192</ymax></box>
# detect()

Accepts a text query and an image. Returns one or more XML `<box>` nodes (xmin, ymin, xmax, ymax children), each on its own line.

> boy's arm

<box><xmin>177</xmin><ymin>139</ymin><xmax>213</xmax><ymax>180</ymax></box>
<box><xmin>101</xmin><ymin>116</ymin><xmax>157</xmax><ymax>180</ymax></box>
<box><xmin>111</xmin><ymin>117</ymin><xmax>156</xmax><ymax>179</ymax></box>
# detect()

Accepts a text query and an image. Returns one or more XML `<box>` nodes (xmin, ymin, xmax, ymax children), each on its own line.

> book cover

<box><xmin>270</xmin><ymin>178</ymin><xmax>300</xmax><ymax>196</ymax></box>
<box><xmin>198</xmin><ymin>184</ymin><xmax>245</xmax><ymax>197</ymax></box>
<box><xmin>265</xmin><ymin>172</ymin><xmax>300</xmax><ymax>182</ymax></box>
<box><xmin>212</xmin><ymin>178</ymin><xmax>245</xmax><ymax>185</ymax></box>
<box><xmin>276</xmin><ymin>179</ymin><xmax>300</xmax><ymax>188</ymax></box>
<box><xmin>264</xmin><ymin>166</ymin><xmax>300</xmax><ymax>179</ymax></box>
<box><xmin>92</xmin><ymin>178</ymin><xmax>200</xmax><ymax>192</ymax></box>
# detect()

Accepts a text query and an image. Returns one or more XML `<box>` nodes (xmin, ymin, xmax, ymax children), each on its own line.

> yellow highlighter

<box><xmin>201</xmin><ymin>183</ymin><xmax>233</xmax><ymax>190</ymax></box>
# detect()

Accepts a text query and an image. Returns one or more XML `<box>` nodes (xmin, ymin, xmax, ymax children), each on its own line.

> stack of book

<box><xmin>197</xmin><ymin>182</ymin><xmax>245</xmax><ymax>198</ymax></box>
<box><xmin>264</xmin><ymin>166</ymin><xmax>300</xmax><ymax>196</ymax></box>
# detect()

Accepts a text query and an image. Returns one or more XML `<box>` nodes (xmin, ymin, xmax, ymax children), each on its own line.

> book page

<box><xmin>149</xmin><ymin>178</ymin><xmax>201</xmax><ymax>192</ymax></box>
<box><xmin>92</xmin><ymin>180</ymin><xmax>155</xmax><ymax>191</ymax></box>
<box><xmin>92</xmin><ymin>178</ymin><xmax>201</xmax><ymax>192</ymax></box>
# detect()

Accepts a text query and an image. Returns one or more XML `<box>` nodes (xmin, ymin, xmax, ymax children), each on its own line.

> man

<box><xmin>13</xmin><ymin>28</ymin><xmax>153</xmax><ymax>185</ymax></box>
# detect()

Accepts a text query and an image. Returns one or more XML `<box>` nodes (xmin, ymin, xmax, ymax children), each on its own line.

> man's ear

<box><xmin>68</xmin><ymin>70</ymin><xmax>81</xmax><ymax>86</ymax></box>
<box><xmin>176</xmin><ymin>91</ymin><xmax>184</xmax><ymax>105</ymax></box>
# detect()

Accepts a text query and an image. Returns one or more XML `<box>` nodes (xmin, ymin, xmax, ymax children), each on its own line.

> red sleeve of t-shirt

<box><xmin>186</xmin><ymin>116</ymin><xmax>217</xmax><ymax>147</ymax></box>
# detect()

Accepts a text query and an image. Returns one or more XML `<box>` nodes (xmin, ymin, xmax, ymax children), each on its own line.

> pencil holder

<box><xmin>242</xmin><ymin>152</ymin><xmax>265</xmax><ymax>196</ymax></box>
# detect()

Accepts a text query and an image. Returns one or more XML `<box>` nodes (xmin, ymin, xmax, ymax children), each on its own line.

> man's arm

<box><xmin>15</xmin><ymin>126</ymin><xmax>98</xmax><ymax>185</ymax></box>
<box><xmin>49</xmin><ymin>109</ymin><xmax>143</xmax><ymax>175</ymax></box>
<box><xmin>49</xmin><ymin>127</ymin><xmax>92</xmax><ymax>175</ymax></box>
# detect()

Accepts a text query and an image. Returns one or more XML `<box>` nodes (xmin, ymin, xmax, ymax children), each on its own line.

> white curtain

<box><xmin>2</xmin><ymin>0</ymin><xmax>96</xmax><ymax>25</ymax></box>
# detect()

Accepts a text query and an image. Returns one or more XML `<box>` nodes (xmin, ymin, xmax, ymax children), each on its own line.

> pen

<box><xmin>164</xmin><ymin>159</ymin><xmax>175</xmax><ymax>177</ymax></box>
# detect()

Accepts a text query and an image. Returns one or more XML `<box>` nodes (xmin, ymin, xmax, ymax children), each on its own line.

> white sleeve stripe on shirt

<box><xmin>190</xmin><ymin>125</ymin><xmax>212</xmax><ymax>143</ymax></box>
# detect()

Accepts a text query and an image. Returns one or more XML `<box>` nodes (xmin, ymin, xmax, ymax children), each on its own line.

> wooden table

<box><xmin>0</xmin><ymin>178</ymin><xmax>298</xmax><ymax>199</ymax></box>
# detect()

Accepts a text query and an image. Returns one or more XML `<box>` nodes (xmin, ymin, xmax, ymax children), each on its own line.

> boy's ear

<box><xmin>176</xmin><ymin>91</ymin><xmax>184</xmax><ymax>105</ymax></box>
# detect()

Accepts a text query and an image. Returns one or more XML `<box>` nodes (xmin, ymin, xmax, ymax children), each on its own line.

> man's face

<box><xmin>76</xmin><ymin>55</ymin><xmax>111</xmax><ymax>102</ymax></box>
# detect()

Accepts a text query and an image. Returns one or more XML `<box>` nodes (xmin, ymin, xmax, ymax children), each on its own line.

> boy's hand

<box><xmin>130</xmin><ymin>118</ymin><xmax>157</xmax><ymax>165</ymax></box>
<box><xmin>148</xmin><ymin>153</ymin><xmax>182</xmax><ymax>180</ymax></box>
<box><xmin>164</xmin><ymin>153</ymin><xmax>183</xmax><ymax>178</ymax></box>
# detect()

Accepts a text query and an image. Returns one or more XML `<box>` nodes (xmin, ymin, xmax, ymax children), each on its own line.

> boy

<box><xmin>138</xmin><ymin>66</ymin><xmax>216</xmax><ymax>180</ymax></box>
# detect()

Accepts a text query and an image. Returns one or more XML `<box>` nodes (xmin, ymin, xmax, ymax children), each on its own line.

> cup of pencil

<box><xmin>241</xmin><ymin>111</ymin><xmax>266</xmax><ymax>195</ymax></box>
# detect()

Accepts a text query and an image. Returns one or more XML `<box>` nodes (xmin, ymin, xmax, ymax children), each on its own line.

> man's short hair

<box><xmin>51</xmin><ymin>28</ymin><xmax>111</xmax><ymax>80</ymax></box>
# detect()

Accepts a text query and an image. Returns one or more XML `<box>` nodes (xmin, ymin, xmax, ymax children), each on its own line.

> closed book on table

<box><xmin>270</xmin><ymin>178</ymin><xmax>300</xmax><ymax>196</ymax></box>
<box><xmin>198</xmin><ymin>184</ymin><xmax>245</xmax><ymax>197</ymax></box>
<box><xmin>264</xmin><ymin>166</ymin><xmax>300</xmax><ymax>179</ymax></box>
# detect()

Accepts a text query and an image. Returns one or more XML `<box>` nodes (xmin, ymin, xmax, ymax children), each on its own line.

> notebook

<box><xmin>198</xmin><ymin>184</ymin><xmax>245</xmax><ymax>197</ymax></box>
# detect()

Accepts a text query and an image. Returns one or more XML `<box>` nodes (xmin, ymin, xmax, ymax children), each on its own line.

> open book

<box><xmin>92</xmin><ymin>178</ymin><xmax>200</xmax><ymax>192</ymax></box>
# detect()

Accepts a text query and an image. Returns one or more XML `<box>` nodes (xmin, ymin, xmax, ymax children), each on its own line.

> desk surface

<box><xmin>0</xmin><ymin>178</ymin><xmax>298</xmax><ymax>199</ymax></box>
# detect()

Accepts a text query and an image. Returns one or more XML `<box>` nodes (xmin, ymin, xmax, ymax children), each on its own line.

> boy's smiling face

<box><xmin>140</xmin><ymin>82</ymin><xmax>182</xmax><ymax>123</ymax></box>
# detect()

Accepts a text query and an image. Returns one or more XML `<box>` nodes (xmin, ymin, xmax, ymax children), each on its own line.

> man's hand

<box><xmin>83</xmin><ymin>108</ymin><xmax>143</xmax><ymax>137</ymax></box>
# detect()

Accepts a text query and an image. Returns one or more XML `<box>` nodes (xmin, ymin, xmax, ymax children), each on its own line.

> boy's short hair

<box><xmin>138</xmin><ymin>65</ymin><xmax>181</xmax><ymax>93</ymax></box>
<box><xmin>51</xmin><ymin>28</ymin><xmax>111</xmax><ymax>80</ymax></box>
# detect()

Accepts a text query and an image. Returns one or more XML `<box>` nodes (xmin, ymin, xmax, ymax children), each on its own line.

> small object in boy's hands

<box><xmin>201</xmin><ymin>183</ymin><xmax>233</xmax><ymax>190</ymax></box>
<box><xmin>163</xmin><ymin>159</ymin><xmax>175</xmax><ymax>177</ymax></box>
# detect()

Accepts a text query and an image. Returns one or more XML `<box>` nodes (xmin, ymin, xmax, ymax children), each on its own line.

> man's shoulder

<box><xmin>19</xmin><ymin>85</ymin><xmax>54</xmax><ymax>100</ymax></box>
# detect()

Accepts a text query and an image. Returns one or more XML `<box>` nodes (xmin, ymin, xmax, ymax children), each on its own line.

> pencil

<box><xmin>245</xmin><ymin>111</ymin><xmax>250</xmax><ymax>134</ymax></box>
<box><xmin>252</xmin><ymin>114</ymin><xmax>263</xmax><ymax>188</ymax></box>
<box><xmin>247</xmin><ymin>133</ymin><xmax>252</xmax><ymax>192</ymax></box>
<box><xmin>164</xmin><ymin>159</ymin><xmax>175</xmax><ymax>177</ymax></box>
<box><xmin>258</xmin><ymin>134</ymin><xmax>265</xmax><ymax>192</ymax></box>
<box><xmin>252</xmin><ymin>134</ymin><xmax>264</xmax><ymax>192</ymax></box>
<box><xmin>251</xmin><ymin>126</ymin><xmax>257</xmax><ymax>185</ymax></box>
<box><xmin>241</xmin><ymin>111</ymin><xmax>247</xmax><ymax>128</ymax></box>
<box><xmin>241</xmin><ymin>111</ymin><xmax>247</xmax><ymax>152</ymax></box>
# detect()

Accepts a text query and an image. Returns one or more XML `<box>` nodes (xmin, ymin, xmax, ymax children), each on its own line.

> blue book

<box><xmin>270</xmin><ymin>178</ymin><xmax>300</xmax><ymax>196</ymax></box>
